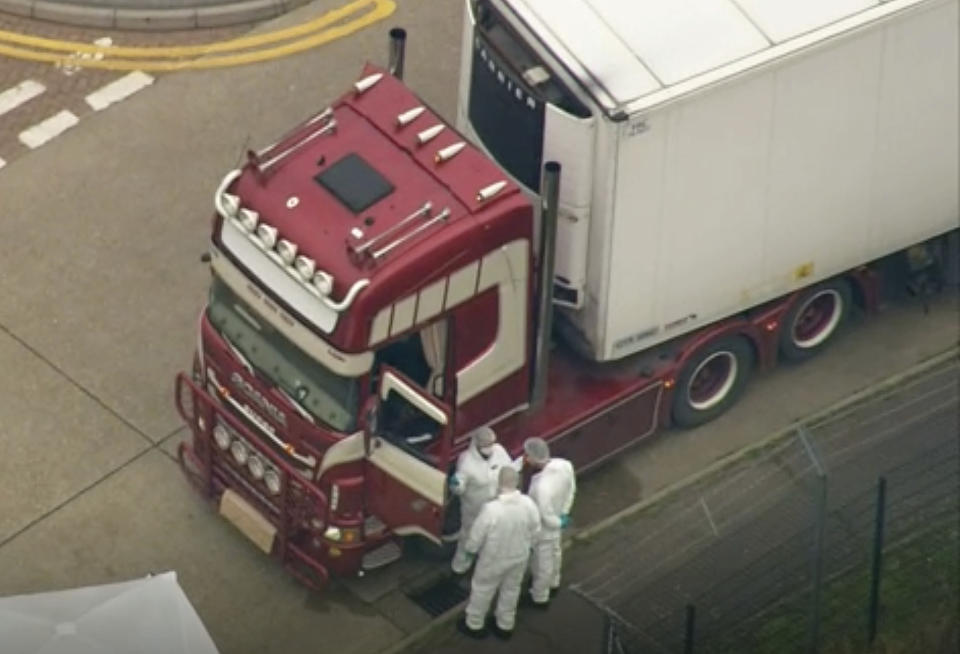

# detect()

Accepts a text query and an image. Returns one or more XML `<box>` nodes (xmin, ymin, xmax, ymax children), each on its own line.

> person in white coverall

<box><xmin>522</xmin><ymin>437</ymin><xmax>576</xmax><ymax>607</ymax></box>
<box><xmin>449</xmin><ymin>426</ymin><xmax>512</xmax><ymax>574</ymax></box>
<box><xmin>457</xmin><ymin>466</ymin><xmax>541</xmax><ymax>640</ymax></box>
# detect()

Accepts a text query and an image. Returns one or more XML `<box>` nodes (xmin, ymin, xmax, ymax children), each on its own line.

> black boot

<box><xmin>487</xmin><ymin>618</ymin><xmax>513</xmax><ymax>641</ymax></box>
<box><xmin>520</xmin><ymin>593</ymin><xmax>550</xmax><ymax>610</ymax></box>
<box><xmin>457</xmin><ymin>616</ymin><xmax>488</xmax><ymax>639</ymax></box>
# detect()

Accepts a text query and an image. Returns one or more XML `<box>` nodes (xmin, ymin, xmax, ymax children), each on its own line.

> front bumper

<box><xmin>175</xmin><ymin>372</ymin><xmax>340</xmax><ymax>589</ymax></box>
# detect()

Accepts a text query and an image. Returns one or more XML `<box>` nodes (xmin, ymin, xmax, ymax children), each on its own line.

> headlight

<box><xmin>324</xmin><ymin>526</ymin><xmax>360</xmax><ymax>543</ymax></box>
<box><xmin>255</xmin><ymin>224</ymin><xmax>279</xmax><ymax>249</ymax></box>
<box><xmin>247</xmin><ymin>455</ymin><xmax>265</xmax><ymax>480</ymax></box>
<box><xmin>324</xmin><ymin>526</ymin><xmax>342</xmax><ymax>541</ymax></box>
<box><xmin>213</xmin><ymin>425</ymin><xmax>231</xmax><ymax>451</ymax></box>
<box><xmin>230</xmin><ymin>440</ymin><xmax>248</xmax><ymax>465</ymax></box>
<box><xmin>276</xmin><ymin>239</ymin><xmax>298</xmax><ymax>265</ymax></box>
<box><xmin>264</xmin><ymin>469</ymin><xmax>282</xmax><ymax>495</ymax></box>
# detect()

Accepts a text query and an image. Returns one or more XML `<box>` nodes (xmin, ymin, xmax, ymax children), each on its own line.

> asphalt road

<box><xmin>0</xmin><ymin>1</ymin><xmax>958</xmax><ymax>653</ymax></box>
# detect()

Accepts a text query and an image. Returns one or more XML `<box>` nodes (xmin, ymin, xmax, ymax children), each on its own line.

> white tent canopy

<box><xmin>0</xmin><ymin>571</ymin><xmax>220</xmax><ymax>654</ymax></box>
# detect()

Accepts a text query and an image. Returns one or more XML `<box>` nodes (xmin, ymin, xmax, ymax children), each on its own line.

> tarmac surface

<box><xmin>1</xmin><ymin>0</ymin><xmax>313</xmax><ymax>31</ymax></box>
<box><xmin>1</xmin><ymin>1</ymin><xmax>958</xmax><ymax>652</ymax></box>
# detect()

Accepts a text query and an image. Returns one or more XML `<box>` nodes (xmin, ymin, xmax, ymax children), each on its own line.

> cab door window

<box><xmin>374</xmin><ymin>321</ymin><xmax>448</xmax><ymax>399</ymax></box>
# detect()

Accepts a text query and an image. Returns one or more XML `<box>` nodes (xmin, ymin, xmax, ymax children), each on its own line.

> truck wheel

<box><xmin>672</xmin><ymin>336</ymin><xmax>754</xmax><ymax>428</ymax></box>
<box><xmin>780</xmin><ymin>279</ymin><xmax>852</xmax><ymax>362</ymax></box>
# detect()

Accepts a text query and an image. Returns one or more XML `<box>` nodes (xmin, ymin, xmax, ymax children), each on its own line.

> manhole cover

<box><xmin>406</xmin><ymin>577</ymin><xmax>470</xmax><ymax>617</ymax></box>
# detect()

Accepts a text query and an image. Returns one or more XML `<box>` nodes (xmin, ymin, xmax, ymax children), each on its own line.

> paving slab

<box><xmin>0</xmin><ymin>328</ymin><xmax>149</xmax><ymax>545</ymax></box>
<box><xmin>0</xmin><ymin>0</ymin><xmax>455</xmax><ymax>445</ymax></box>
<box><xmin>0</xmin><ymin>448</ymin><xmax>405</xmax><ymax>653</ymax></box>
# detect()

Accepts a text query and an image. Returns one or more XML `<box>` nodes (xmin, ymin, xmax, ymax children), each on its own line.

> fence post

<box><xmin>602</xmin><ymin>612</ymin><xmax>613</xmax><ymax>654</ymax></box>
<box><xmin>602</xmin><ymin>611</ymin><xmax>625</xmax><ymax>654</ymax></box>
<box><xmin>684</xmin><ymin>604</ymin><xmax>696</xmax><ymax>654</ymax></box>
<box><xmin>867</xmin><ymin>476</ymin><xmax>888</xmax><ymax>644</ymax></box>
<box><xmin>798</xmin><ymin>427</ymin><xmax>828</xmax><ymax>654</ymax></box>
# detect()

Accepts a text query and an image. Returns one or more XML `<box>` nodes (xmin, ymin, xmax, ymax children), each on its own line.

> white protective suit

<box><xmin>463</xmin><ymin>489</ymin><xmax>541</xmax><ymax>631</ymax></box>
<box><xmin>528</xmin><ymin>458</ymin><xmax>577</xmax><ymax>603</ymax></box>
<box><xmin>450</xmin><ymin>442</ymin><xmax>512</xmax><ymax>573</ymax></box>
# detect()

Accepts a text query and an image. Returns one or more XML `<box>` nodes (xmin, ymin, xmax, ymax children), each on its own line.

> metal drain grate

<box><xmin>406</xmin><ymin>576</ymin><xmax>470</xmax><ymax>617</ymax></box>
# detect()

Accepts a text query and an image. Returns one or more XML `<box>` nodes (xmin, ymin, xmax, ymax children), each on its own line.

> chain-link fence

<box><xmin>572</xmin><ymin>359</ymin><xmax>959</xmax><ymax>654</ymax></box>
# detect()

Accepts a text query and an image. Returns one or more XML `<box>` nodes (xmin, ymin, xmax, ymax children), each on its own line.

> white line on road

<box><xmin>85</xmin><ymin>71</ymin><xmax>154</xmax><ymax>111</ymax></box>
<box><xmin>19</xmin><ymin>111</ymin><xmax>80</xmax><ymax>149</ymax></box>
<box><xmin>0</xmin><ymin>157</ymin><xmax>5</xmax><ymax>170</ymax></box>
<box><xmin>699</xmin><ymin>496</ymin><xmax>719</xmax><ymax>537</ymax></box>
<box><xmin>0</xmin><ymin>80</ymin><xmax>46</xmax><ymax>117</ymax></box>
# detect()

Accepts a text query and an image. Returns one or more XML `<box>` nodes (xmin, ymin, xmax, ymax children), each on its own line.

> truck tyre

<box><xmin>779</xmin><ymin>279</ymin><xmax>852</xmax><ymax>362</ymax></box>
<box><xmin>672</xmin><ymin>336</ymin><xmax>754</xmax><ymax>428</ymax></box>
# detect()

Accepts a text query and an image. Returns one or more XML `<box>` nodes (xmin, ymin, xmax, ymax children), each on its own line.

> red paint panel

<box><xmin>489</xmin><ymin>349</ymin><xmax>671</xmax><ymax>466</ymax></box>
<box><xmin>452</xmin><ymin>289</ymin><xmax>499</xmax><ymax>369</ymax></box>
<box><xmin>346</xmin><ymin>64</ymin><xmax>522</xmax><ymax>212</ymax></box>
<box><xmin>217</xmin><ymin>62</ymin><xmax>535</xmax><ymax>355</ymax></box>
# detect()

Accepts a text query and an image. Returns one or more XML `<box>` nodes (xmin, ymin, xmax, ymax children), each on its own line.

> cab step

<box><xmin>361</xmin><ymin>539</ymin><xmax>402</xmax><ymax>570</ymax></box>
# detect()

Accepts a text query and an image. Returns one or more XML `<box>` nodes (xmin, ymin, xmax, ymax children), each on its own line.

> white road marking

<box><xmin>0</xmin><ymin>80</ymin><xmax>46</xmax><ymax>117</ymax></box>
<box><xmin>0</xmin><ymin>157</ymin><xmax>6</xmax><ymax>170</ymax></box>
<box><xmin>19</xmin><ymin>111</ymin><xmax>80</xmax><ymax>149</ymax></box>
<box><xmin>699</xmin><ymin>496</ymin><xmax>719</xmax><ymax>537</ymax></box>
<box><xmin>85</xmin><ymin>71</ymin><xmax>155</xmax><ymax>111</ymax></box>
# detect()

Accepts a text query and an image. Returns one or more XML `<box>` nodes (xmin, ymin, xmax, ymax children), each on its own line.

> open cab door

<box><xmin>362</xmin><ymin>366</ymin><xmax>452</xmax><ymax>545</ymax></box>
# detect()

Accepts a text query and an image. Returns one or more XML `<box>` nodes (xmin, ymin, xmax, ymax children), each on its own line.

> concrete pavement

<box><xmin>0</xmin><ymin>0</ymin><xmax>958</xmax><ymax>652</ymax></box>
<box><xmin>0</xmin><ymin>0</ymin><xmax>306</xmax><ymax>31</ymax></box>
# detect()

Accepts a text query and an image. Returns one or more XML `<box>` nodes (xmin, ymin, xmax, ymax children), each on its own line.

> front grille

<box><xmin>213</xmin><ymin>458</ymin><xmax>281</xmax><ymax>515</ymax></box>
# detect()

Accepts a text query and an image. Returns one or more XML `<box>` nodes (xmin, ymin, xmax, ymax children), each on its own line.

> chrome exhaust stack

<box><xmin>388</xmin><ymin>28</ymin><xmax>407</xmax><ymax>80</ymax></box>
<box><xmin>530</xmin><ymin>161</ymin><xmax>561</xmax><ymax>410</ymax></box>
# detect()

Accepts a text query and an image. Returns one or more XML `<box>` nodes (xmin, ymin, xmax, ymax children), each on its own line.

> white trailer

<box><xmin>458</xmin><ymin>0</ymin><xmax>959</xmax><ymax>362</ymax></box>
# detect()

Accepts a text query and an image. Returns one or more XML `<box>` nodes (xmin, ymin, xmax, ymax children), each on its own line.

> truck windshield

<box><xmin>207</xmin><ymin>277</ymin><xmax>359</xmax><ymax>433</ymax></box>
<box><xmin>469</xmin><ymin>0</ymin><xmax>590</xmax><ymax>191</ymax></box>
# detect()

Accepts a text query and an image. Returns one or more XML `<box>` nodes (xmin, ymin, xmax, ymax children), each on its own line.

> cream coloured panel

<box><xmin>456</xmin><ymin>240</ymin><xmax>529</xmax><ymax>405</ymax></box>
<box><xmin>416</xmin><ymin>278</ymin><xmax>446</xmax><ymax>323</ymax></box>
<box><xmin>369</xmin><ymin>306</ymin><xmax>391</xmax><ymax>346</ymax></box>
<box><xmin>390</xmin><ymin>295</ymin><xmax>417</xmax><ymax>336</ymax></box>
<box><xmin>444</xmin><ymin>261</ymin><xmax>479</xmax><ymax>309</ymax></box>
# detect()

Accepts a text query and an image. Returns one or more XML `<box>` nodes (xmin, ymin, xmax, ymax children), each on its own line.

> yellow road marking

<box><xmin>0</xmin><ymin>0</ymin><xmax>395</xmax><ymax>69</ymax></box>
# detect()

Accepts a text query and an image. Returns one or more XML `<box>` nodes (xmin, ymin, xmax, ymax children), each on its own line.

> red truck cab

<box><xmin>176</xmin><ymin>62</ymin><xmax>543</xmax><ymax>587</ymax></box>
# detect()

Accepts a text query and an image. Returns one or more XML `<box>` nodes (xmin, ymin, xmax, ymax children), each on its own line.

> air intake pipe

<box><xmin>388</xmin><ymin>28</ymin><xmax>407</xmax><ymax>80</ymax></box>
<box><xmin>530</xmin><ymin>162</ymin><xmax>561</xmax><ymax>410</ymax></box>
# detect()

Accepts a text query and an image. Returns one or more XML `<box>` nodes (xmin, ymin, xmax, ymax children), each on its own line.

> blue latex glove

<box><xmin>559</xmin><ymin>514</ymin><xmax>571</xmax><ymax>529</ymax></box>
<box><xmin>448</xmin><ymin>475</ymin><xmax>463</xmax><ymax>492</ymax></box>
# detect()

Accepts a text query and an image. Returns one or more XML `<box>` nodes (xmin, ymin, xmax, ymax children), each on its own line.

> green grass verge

<box><xmin>707</xmin><ymin>522</ymin><xmax>959</xmax><ymax>654</ymax></box>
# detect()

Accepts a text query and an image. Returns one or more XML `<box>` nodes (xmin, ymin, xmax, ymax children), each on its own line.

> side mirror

<box><xmin>360</xmin><ymin>396</ymin><xmax>380</xmax><ymax>440</ymax></box>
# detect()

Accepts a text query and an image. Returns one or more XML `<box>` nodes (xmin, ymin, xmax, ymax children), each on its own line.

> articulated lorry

<box><xmin>176</xmin><ymin>0</ymin><xmax>958</xmax><ymax>588</ymax></box>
